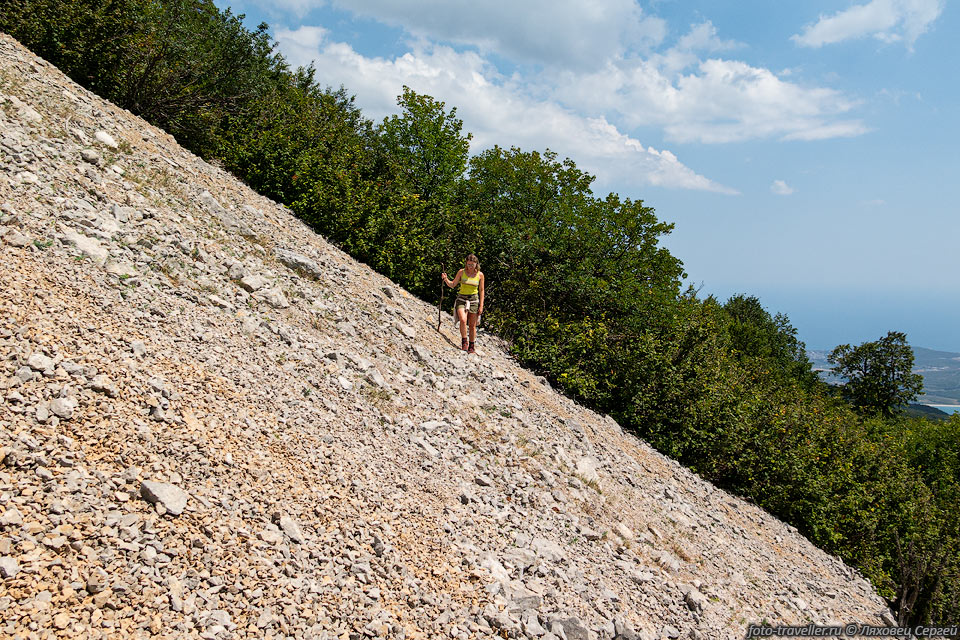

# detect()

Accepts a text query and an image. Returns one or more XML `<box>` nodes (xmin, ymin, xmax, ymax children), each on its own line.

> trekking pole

<box><xmin>437</xmin><ymin>266</ymin><xmax>445</xmax><ymax>331</ymax></box>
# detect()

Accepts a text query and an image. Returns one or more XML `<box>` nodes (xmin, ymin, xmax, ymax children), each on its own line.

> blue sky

<box><xmin>214</xmin><ymin>0</ymin><xmax>958</xmax><ymax>352</ymax></box>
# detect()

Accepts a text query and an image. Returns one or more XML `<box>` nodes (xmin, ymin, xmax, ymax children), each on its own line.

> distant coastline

<box><xmin>926</xmin><ymin>404</ymin><xmax>960</xmax><ymax>415</ymax></box>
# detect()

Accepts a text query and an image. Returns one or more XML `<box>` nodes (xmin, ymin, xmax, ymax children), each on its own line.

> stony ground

<box><xmin>0</xmin><ymin>33</ymin><xmax>893</xmax><ymax>640</ymax></box>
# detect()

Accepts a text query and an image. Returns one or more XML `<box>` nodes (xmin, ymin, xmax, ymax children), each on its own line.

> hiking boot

<box><xmin>468</xmin><ymin>342</ymin><xmax>476</xmax><ymax>354</ymax></box>
<box><xmin>462</xmin><ymin>337</ymin><xmax>469</xmax><ymax>351</ymax></box>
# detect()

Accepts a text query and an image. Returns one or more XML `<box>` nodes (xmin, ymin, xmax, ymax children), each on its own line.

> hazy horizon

<box><xmin>702</xmin><ymin>285</ymin><xmax>959</xmax><ymax>353</ymax></box>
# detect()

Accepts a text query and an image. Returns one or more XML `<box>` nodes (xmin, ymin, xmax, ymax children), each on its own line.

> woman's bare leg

<box><xmin>457</xmin><ymin>307</ymin><xmax>468</xmax><ymax>339</ymax></box>
<box><xmin>468</xmin><ymin>312</ymin><xmax>478</xmax><ymax>343</ymax></box>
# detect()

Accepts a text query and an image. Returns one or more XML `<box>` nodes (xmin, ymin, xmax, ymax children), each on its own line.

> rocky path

<box><xmin>0</xmin><ymin>33</ymin><xmax>891</xmax><ymax>640</ymax></box>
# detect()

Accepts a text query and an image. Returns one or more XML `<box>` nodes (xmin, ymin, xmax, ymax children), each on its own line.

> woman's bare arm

<box><xmin>442</xmin><ymin>269</ymin><xmax>463</xmax><ymax>288</ymax></box>
<box><xmin>478</xmin><ymin>273</ymin><xmax>485</xmax><ymax>313</ymax></box>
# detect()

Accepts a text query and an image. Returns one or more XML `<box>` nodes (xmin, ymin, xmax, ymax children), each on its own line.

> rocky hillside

<box><xmin>0</xmin><ymin>34</ymin><xmax>892</xmax><ymax>640</ymax></box>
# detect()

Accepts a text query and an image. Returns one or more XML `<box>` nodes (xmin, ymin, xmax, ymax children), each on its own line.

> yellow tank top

<box><xmin>458</xmin><ymin>272</ymin><xmax>480</xmax><ymax>296</ymax></box>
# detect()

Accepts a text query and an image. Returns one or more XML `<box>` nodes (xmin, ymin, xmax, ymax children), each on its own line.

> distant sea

<box><xmin>927</xmin><ymin>405</ymin><xmax>960</xmax><ymax>416</ymax></box>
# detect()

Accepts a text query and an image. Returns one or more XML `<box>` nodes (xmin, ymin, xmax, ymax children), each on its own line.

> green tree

<box><xmin>828</xmin><ymin>331</ymin><xmax>924</xmax><ymax>418</ymax></box>
<box><xmin>376</xmin><ymin>86</ymin><xmax>472</xmax><ymax>204</ymax></box>
<box><xmin>723</xmin><ymin>294</ymin><xmax>818</xmax><ymax>388</ymax></box>
<box><xmin>343</xmin><ymin>87</ymin><xmax>476</xmax><ymax>291</ymax></box>
<box><xmin>461</xmin><ymin>146</ymin><xmax>681</xmax><ymax>335</ymax></box>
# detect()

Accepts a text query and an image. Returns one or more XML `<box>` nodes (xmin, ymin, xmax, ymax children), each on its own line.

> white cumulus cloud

<box><xmin>273</xmin><ymin>29</ymin><xmax>737</xmax><ymax>194</ymax></box>
<box><xmin>262</xmin><ymin>0</ymin><xmax>667</xmax><ymax>69</ymax></box>
<box><xmin>325</xmin><ymin>0</ymin><xmax>667</xmax><ymax>70</ymax></box>
<box><xmin>771</xmin><ymin>180</ymin><xmax>795</xmax><ymax>195</ymax></box>
<box><xmin>263</xmin><ymin>5</ymin><xmax>872</xmax><ymax>147</ymax></box>
<box><xmin>265</xmin><ymin>7</ymin><xmax>876</xmax><ymax>194</ymax></box>
<box><xmin>792</xmin><ymin>0</ymin><xmax>945</xmax><ymax>49</ymax></box>
<box><xmin>548</xmin><ymin>52</ymin><xmax>867</xmax><ymax>144</ymax></box>
<box><xmin>273</xmin><ymin>25</ymin><xmax>328</xmax><ymax>66</ymax></box>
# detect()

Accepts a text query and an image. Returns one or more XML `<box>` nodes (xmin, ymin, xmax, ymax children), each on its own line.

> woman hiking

<box><xmin>442</xmin><ymin>254</ymin><xmax>485</xmax><ymax>354</ymax></box>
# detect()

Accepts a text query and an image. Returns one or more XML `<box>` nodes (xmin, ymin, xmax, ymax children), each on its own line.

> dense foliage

<box><xmin>3</xmin><ymin>1</ymin><xmax>957</xmax><ymax>623</ymax></box>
